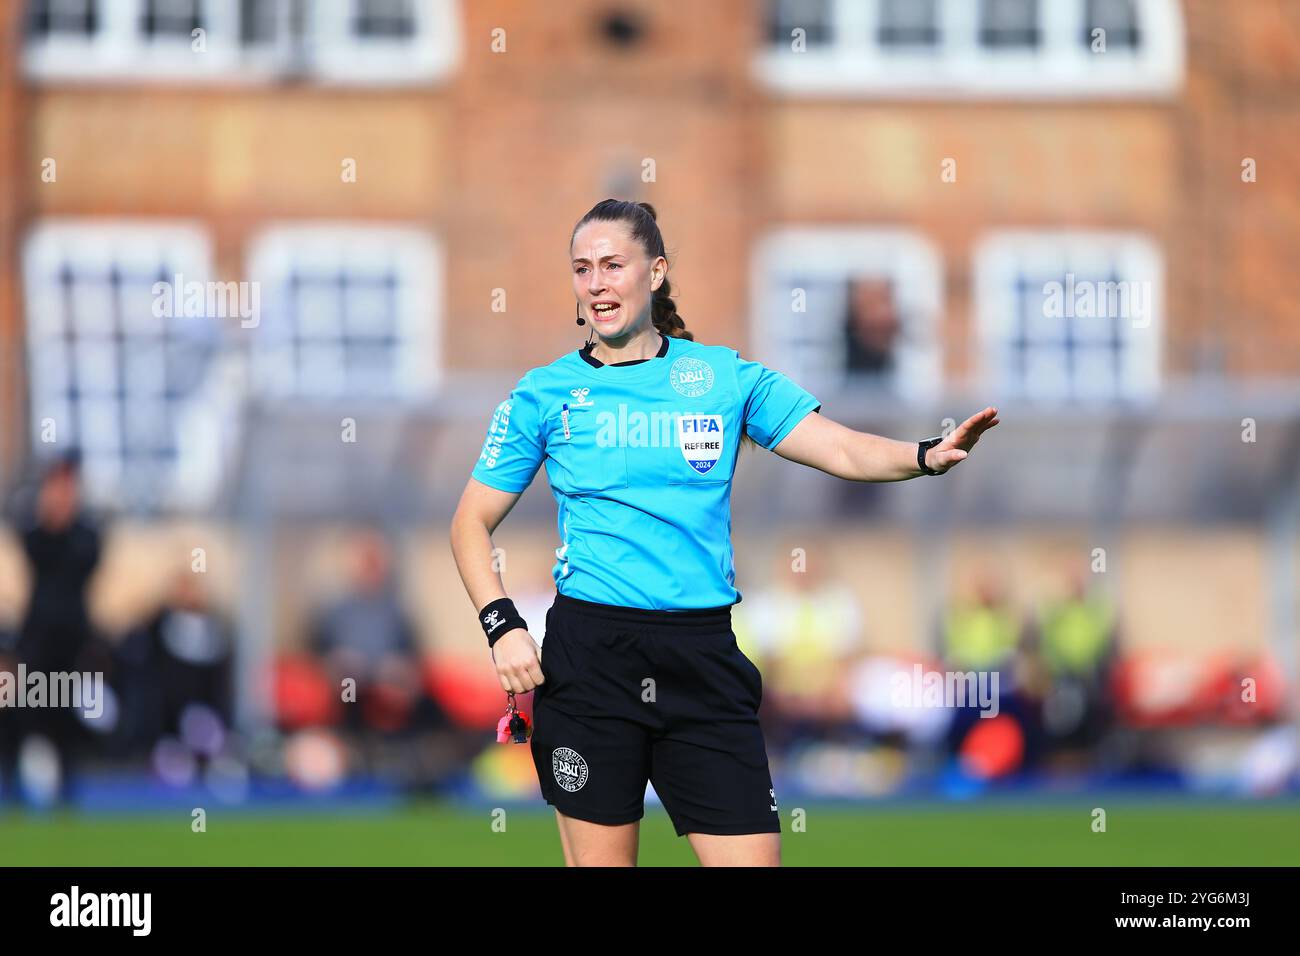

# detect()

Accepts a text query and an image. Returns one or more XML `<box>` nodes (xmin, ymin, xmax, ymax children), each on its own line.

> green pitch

<box><xmin>2</xmin><ymin>802</ymin><xmax>1297</xmax><ymax>866</ymax></box>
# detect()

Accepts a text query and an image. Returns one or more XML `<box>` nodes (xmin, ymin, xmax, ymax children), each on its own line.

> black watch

<box><xmin>917</xmin><ymin>436</ymin><xmax>943</xmax><ymax>476</ymax></box>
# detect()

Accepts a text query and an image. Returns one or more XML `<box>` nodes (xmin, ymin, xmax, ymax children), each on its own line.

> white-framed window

<box><xmin>22</xmin><ymin>220</ymin><xmax>235</xmax><ymax>512</ymax></box>
<box><xmin>974</xmin><ymin>230</ymin><xmax>1163</xmax><ymax>403</ymax></box>
<box><xmin>24</xmin><ymin>0</ymin><xmax>246</xmax><ymax>80</ymax></box>
<box><xmin>308</xmin><ymin>0</ymin><xmax>460</xmax><ymax>85</ymax></box>
<box><xmin>244</xmin><ymin>225</ymin><xmax>441</xmax><ymax>400</ymax></box>
<box><xmin>756</xmin><ymin>0</ymin><xmax>1184</xmax><ymax>98</ymax></box>
<box><xmin>751</xmin><ymin>228</ymin><xmax>943</xmax><ymax>401</ymax></box>
<box><xmin>22</xmin><ymin>0</ymin><xmax>460</xmax><ymax>84</ymax></box>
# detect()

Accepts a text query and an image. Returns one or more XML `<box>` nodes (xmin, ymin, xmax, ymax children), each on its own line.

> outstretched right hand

<box><xmin>492</xmin><ymin>628</ymin><xmax>545</xmax><ymax>694</ymax></box>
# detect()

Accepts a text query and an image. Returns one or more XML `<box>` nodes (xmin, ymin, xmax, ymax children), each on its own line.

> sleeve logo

<box><xmin>479</xmin><ymin>399</ymin><xmax>513</xmax><ymax>468</ymax></box>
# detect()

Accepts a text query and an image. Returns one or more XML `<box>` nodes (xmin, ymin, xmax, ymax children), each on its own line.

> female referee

<box><xmin>450</xmin><ymin>200</ymin><xmax>998</xmax><ymax>866</ymax></box>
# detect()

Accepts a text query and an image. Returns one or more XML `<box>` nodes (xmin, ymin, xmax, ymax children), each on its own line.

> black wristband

<box><xmin>917</xmin><ymin>436</ymin><xmax>943</xmax><ymax>476</ymax></box>
<box><xmin>479</xmin><ymin>598</ymin><xmax>528</xmax><ymax>647</ymax></box>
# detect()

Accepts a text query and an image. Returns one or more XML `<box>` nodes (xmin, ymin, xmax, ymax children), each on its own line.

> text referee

<box><xmin>450</xmin><ymin>200</ymin><xmax>999</xmax><ymax>866</ymax></box>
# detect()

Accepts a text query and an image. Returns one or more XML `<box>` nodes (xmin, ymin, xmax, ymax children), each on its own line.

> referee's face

<box><xmin>571</xmin><ymin>220</ymin><xmax>662</xmax><ymax>341</ymax></box>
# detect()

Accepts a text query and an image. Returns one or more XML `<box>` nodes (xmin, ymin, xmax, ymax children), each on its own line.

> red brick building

<box><xmin>2</xmin><ymin>1</ymin><xmax>1298</xmax><ymax>501</ymax></box>
<box><xmin>0</xmin><ymin>1</ymin><xmax>1296</xmax><ymax>670</ymax></box>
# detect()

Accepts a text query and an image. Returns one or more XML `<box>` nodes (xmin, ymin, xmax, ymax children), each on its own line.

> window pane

<box><xmin>979</xmin><ymin>0</ymin><xmax>1040</xmax><ymax>49</ymax></box>
<box><xmin>345</xmin><ymin>343</ymin><xmax>395</xmax><ymax>395</ymax></box>
<box><xmin>26</xmin><ymin>0</ymin><xmax>99</xmax><ymax>38</ymax></box>
<box><xmin>298</xmin><ymin>342</ymin><xmax>346</xmax><ymax>393</ymax></box>
<box><xmin>878</xmin><ymin>0</ymin><xmax>940</xmax><ymax>48</ymax></box>
<box><xmin>240</xmin><ymin>0</ymin><xmax>280</xmax><ymax>45</ymax></box>
<box><xmin>766</xmin><ymin>0</ymin><xmax>832</xmax><ymax>47</ymax></box>
<box><xmin>342</xmin><ymin>276</ymin><xmax>396</xmax><ymax>337</ymax></box>
<box><xmin>1022</xmin><ymin>272</ymin><xmax>1066</xmax><ymax>343</ymax></box>
<box><xmin>1022</xmin><ymin>349</ymin><xmax>1069</xmax><ymax>399</ymax></box>
<box><xmin>296</xmin><ymin>275</ymin><xmax>345</xmax><ymax>338</ymax></box>
<box><xmin>80</xmin><ymin>402</ymin><xmax>122</xmax><ymax>453</ymax></box>
<box><xmin>1084</xmin><ymin>0</ymin><xmax>1141</xmax><ymax>50</ymax></box>
<box><xmin>74</xmin><ymin>339</ymin><xmax>118</xmax><ymax>396</ymax></box>
<box><xmin>140</xmin><ymin>0</ymin><xmax>204</xmax><ymax>39</ymax></box>
<box><xmin>123</xmin><ymin>398</ymin><xmax>170</xmax><ymax>451</ymax></box>
<box><xmin>166</xmin><ymin>334</ymin><xmax>215</xmax><ymax>398</ymax></box>
<box><xmin>352</xmin><ymin>0</ymin><xmax>416</xmax><ymax>39</ymax></box>
<box><xmin>72</xmin><ymin>277</ymin><xmax>115</xmax><ymax>337</ymax></box>
<box><xmin>1072</xmin><ymin>347</ymin><xmax>1119</xmax><ymax>398</ymax></box>
<box><xmin>126</xmin><ymin>343</ymin><xmax>168</xmax><ymax>396</ymax></box>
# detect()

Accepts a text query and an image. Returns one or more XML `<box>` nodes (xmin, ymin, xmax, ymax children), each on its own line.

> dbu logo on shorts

<box><xmin>552</xmin><ymin>747</ymin><xmax>589</xmax><ymax>792</ymax></box>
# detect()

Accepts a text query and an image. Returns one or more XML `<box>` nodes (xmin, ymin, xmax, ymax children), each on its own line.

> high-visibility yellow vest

<box><xmin>1039</xmin><ymin>598</ymin><xmax>1114</xmax><ymax>676</ymax></box>
<box><xmin>943</xmin><ymin>605</ymin><xmax>1019</xmax><ymax>670</ymax></box>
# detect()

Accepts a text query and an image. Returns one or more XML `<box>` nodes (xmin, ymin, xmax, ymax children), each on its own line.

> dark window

<box><xmin>766</xmin><ymin>0</ymin><xmax>833</xmax><ymax>48</ymax></box>
<box><xmin>26</xmin><ymin>0</ymin><xmax>100</xmax><ymax>38</ymax></box>
<box><xmin>842</xmin><ymin>277</ymin><xmax>901</xmax><ymax>376</ymax></box>
<box><xmin>140</xmin><ymin>0</ymin><xmax>205</xmax><ymax>39</ymax></box>
<box><xmin>878</xmin><ymin>0</ymin><xmax>940</xmax><ymax>48</ymax></box>
<box><xmin>979</xmin><ymin>0</ymin><xmax>1040</xmax><ymax>49</ymax></box>
<box><xmin>240</xmin><ymin>0</ymin><xmax>280</xmax><ymax>45</ymax></box>
<box><xmin>352</xmin><ymin>0</ymin><xmax>417</xmax><ymax>39</ymax></box>
<box><xmin>1084</xmin><ymin>0</ymin><xmax>1141</xmax><ymax>50</ymax></box>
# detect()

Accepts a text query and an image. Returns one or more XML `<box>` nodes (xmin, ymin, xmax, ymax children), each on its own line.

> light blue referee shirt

<box><xmin>470</xmin><ymin>334</ymin><xmax>821</xmax><ymax>610</ymax></box>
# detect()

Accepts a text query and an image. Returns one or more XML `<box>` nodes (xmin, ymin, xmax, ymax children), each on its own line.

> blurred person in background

<box><xmin>940</xmin><ymin>570</ymin><xmax>1042</xmax><ymax>775</ymax></box>
<box><xmin>843</xmin><ymin>277</ymin><xmax>901</xmax><ymax>377</ymax></box>
<box><xmin>941</xmin><ymin>571</ymin><xmax>1022</xmax><ymax>676</ymax></box>
<box><xmin>736</xmin><ymin>544</ymin><xmax>865</xmax><ymax>750</ymax></box>
<box><xmin>1</xmin><ymin>451</ymin><xmax>106</xmax><ymax>805</ymax></box>
<box><xmin>1026</xmin><ymin>565</ymin><xmax>1119</xmax><ymax>766</ymax></box>
<box><xmin>113</xmin><ymin>569</ymin><xmax>234</xmax><ymax>764</ymax></box>
<box><xmin>308</xmin><ymin>526</ymin><xmax>434</xmax><ymax>737</ymax></box>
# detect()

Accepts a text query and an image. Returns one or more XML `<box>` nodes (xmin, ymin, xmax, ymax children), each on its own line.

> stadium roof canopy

<box><xmin>222</xmin><ymin>380</ymin><xmax>1300</xmax><ymax>529</ymax></box>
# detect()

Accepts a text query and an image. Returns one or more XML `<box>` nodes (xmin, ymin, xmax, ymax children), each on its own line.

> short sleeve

<box><xmin>470</xmin><ymin>372</ymin><xmax>545</xmax><ymax>493</ymax></box>
<box><xmin>735</xmin><ymin>353</ymin><xmax>822</xmax><ymax>450</ymax></box>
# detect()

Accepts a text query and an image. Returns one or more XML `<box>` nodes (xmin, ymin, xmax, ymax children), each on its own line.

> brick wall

<box><xmin>3</xmin><ymin>0</ymin><xmax>1299</xmax><ymax>466</ymax></box>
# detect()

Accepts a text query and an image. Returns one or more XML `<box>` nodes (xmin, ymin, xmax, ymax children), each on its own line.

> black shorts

<box><xmin>530</xmin><ymin>592</ymin><xmax>780</xmax><ymax>837</ymax></box>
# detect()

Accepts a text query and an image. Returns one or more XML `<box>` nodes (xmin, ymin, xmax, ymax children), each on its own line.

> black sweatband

<box><xmin>479</xmin><ymin>598</ymin><xmax>528</xmax><ymax>647</ymax></box>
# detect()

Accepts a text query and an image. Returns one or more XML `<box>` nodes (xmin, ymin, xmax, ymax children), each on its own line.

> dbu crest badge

<box><xmin>677</xmin><ymin>414</ymin><xmax>724</xmax><ymax>475</ymax></box>
<box><xmin>669</xmin><ymin>357</ymin><xmax>714</xmax><ymax>398</ymax></box>
<box><xmin>552</xmin><ymin>747</ymin><xmax>588</xmax><ymax>792</ymax></box>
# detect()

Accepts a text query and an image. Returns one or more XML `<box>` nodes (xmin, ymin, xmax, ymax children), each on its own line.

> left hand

<box><xmin>925</xmin><ymin>406</ymin><xmax>999</xmax><ymax>475</ymax></box>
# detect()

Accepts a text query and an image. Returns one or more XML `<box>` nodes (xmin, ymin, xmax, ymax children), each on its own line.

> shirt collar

<box><xmin>580</xmin><ymin>333</ymin><xmax>670</xmax><ymax>369</ymax></box>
